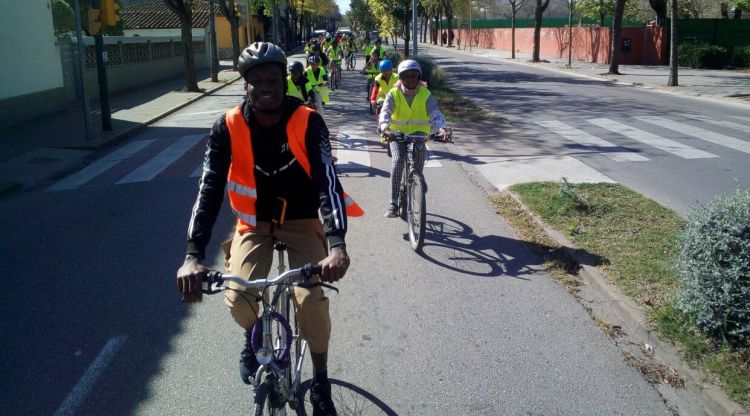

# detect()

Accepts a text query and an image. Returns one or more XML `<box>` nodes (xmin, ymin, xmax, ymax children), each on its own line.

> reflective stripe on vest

<box><xmin>305</xmin><ymin>68</ymin><xmax>329</xmax><ymax>103</ymax></box>
<box><xmin>286</xmin><ymin>77</ymin><xmax>304</xmax><ymax>101</ymax></box>
<box><xmin>390</xmin><ymin>86</ymin><xmax>431</xmax><ymax>134</ymax></box>
<box><xmin>225</xmin><ymin>105</ymin><xmax>363</xmax><ymax>233</ymax></box>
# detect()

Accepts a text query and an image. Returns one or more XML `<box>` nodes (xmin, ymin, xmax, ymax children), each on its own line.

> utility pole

<box><xmin>73</xmin><ymin>0</ymin><xmax>92</xmax><ymax>140</ymax></box>
<box><xmin>567</xmin><ymin>0</ymin><xmax>574</xmax><ymax>67</ymax></box>
<box><xmin>667</xmin><ymin>0</ymin><xmax>678</xmax><ymax>86</ymax></box>
<box><xmin>412</xmin><ymin>0</ymin><xmax>418</xmax><ymax>56</ymax></box>
<box><xmin>272</xmin><ymin>0</ymin><xmax>280</xmax><ymax>44</ymax></box>
<box><xmin>208</xmin><ymin>0</ymin><xmax>219</xmax><ymax>81</ymax></box>
<box><xmin>91</xmin><ymin>0</ymin><xmax>112</xmax><ymax>131</ymax></box>
<box><xmin>469</xmin><ymin>1</ymin><xmax>472</xmax><ymax>51</ymax></box>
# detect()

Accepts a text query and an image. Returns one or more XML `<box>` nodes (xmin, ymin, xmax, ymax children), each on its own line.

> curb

<box><xmin>503</xmin><ymin>189</ymin><xmax>748</xmax><ymax>416</ymax></box>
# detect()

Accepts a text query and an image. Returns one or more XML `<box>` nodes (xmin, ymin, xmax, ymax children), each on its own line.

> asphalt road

<box><xmin>0</xmin><ymin>51</ymin><xmax>717</xmax><ymax>416</ymax></box>
<box><xmin>422</xmin><ymin>45</ymin><xmax>750</xmax><ymax>216</ymax></box>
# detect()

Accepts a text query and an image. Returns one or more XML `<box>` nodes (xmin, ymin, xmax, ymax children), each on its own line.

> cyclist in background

<box><xmin>306</xmin><ymin>54</ymin><xmax>330</xmax><ymax>117</ymax></box>
<box><xmin>304</xmin><ymin>39</ymin><xmax>313</xmax><ymax>56</ymax></box>
<box><xmin>378</xmin><ymin>59</ymin><xmax>451</xmax><ymax>218</ymax></box>
<box><xmin>343</xmin><ymin>35</ymin><xmax>358</xmax><ymax>68</ymax></box>
<box><xmin>372</xmin><ymin>38</ymin><xmax>386</xmax><ymax>62</ymax></box>
<box><xmin>369</xmin><ymin>59</ymin><xmax>398</xmax><ymax>117</ymax></box>
<box><xmin>307</xmin><ymin>43</ymin><xmax>329</xmax><ymax>69</ymax></box>
<box><xmin>325</xmin><ymin>39</ymin><xmax>344</xmax><ymax>82</ymax></box>
<box><xmin>176</xmin><ymin>42</ymin><xmax>362</xmax><ymax>415</ymax></box>
<box><xmin>361</xmin><ymin>49</ymin><xmax>380</xmax><ymax>96</ymax></box>
<box><xmin>361</xmin><ymin>36</ymin><xmax>373</xmax><ymax>67</ymax></box>
<box><xmin>287</xmin><ymin>60</ymin><xmax>317</xmax><ymax>112</ymax></box>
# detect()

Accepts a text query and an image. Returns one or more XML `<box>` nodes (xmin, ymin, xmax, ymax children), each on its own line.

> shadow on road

<box><xmin>297</xmin><ymin>378</ymin><xmax>399</xmax><ymax>416</ymax></box>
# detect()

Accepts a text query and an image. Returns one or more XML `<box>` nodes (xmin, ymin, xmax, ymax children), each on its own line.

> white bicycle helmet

<box><xmin>397</xmin><ymin>59</ymin><xmax>421</xmax><ymax>77</ymax></box>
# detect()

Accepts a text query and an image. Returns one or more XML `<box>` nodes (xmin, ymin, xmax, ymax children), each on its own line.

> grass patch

<box><xmin>503</xmin><ymin>181</ymin><xmax>749</xmax><ymax>406</ymax></box>
<box><xmin>431</xmin><ymin>87</ymin><xmax>493</xmax><ymax>122</ymax></box>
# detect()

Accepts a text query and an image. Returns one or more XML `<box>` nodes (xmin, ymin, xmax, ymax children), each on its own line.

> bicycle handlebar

<box><xmin>389</xmin><ymin>131</ymin><xmax>454</xmax><ymax>144</ymax></box>
<box><xmin>201</xmin><ymin>263</ymin><xmax>323</xmax><ymax>295</ymax></box>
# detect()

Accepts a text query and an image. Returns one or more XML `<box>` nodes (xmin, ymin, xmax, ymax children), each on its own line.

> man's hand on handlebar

<box><xmin>177</xmin><ymin>254</ymin><xmax>207</xmax><ymax>303</ymax></box>
<box><xmin>318</xmin><ymin>245</ymin><xmax>349</xmax><ymax>283</ymax></box>
<box><xmin>439</xmin><ymin>128</ymin><xmax>452</xmax><ymax>143</ymax></box>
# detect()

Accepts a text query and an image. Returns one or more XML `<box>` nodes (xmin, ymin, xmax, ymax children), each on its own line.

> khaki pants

<box><xmin>222</xmin><ymin>219</ymin><xmax>331</xmax><ymax>354</ymax></box>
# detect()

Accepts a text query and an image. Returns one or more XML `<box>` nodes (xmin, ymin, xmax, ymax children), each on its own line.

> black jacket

<box><xmin>186</xmin><ymin>97</ymin><xmax>347</xmax><ymax>260</ymax></box>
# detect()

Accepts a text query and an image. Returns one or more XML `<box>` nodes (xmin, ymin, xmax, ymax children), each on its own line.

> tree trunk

<box><xmin>181</xmin><ymin>22</ymin><xmax>199</xmax><ymax>91</ymax></box>
<box><xmin>648</xmin><ymin>0</ymin><xmax>667</xmax><ymax>25</ymax></box>
<box><xmin>667</xmin><ymin>0</ymin><xmax>678</xmax><ymax>86</ymax></box>
<box><xmin>230</xmin><ymin>18</ymin><xmax>240</xmax><ymax>69</ymax></box>
<box><xmin>532</xmin><ymin>0</ymin><xmax>550</xmax><ymax>61</ymax></box>
<box><xmin>512</xmin><ymin>7</ymin><xmax>517</xmax><ymax>59</ymax></box>
<box><xmin>608</xmin><ymin>0</ymin><xmax>625</xmax><ymax>74</ymax></box>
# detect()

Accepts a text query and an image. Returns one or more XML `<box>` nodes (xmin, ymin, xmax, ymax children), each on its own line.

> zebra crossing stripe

<box><xmin>682</xmin><ymin>114</ymin><xmax>750</xmax><ymax>135</ymax></box>
<box><xmin>334</xmin><ymin>126</ymin><xmax>372</xmax><ymax>173</ymax></box>
<box><xmin>728</xmin><ymin>115</ymin><xmax>750</xmax><ymax>124</ymax></box>
<box><xmin>46</xmin><ymin>140</ymin><xmax>155</xmax><ymax>191</ymax></box>
<box><xmin>117</xmin><ymin>134</ymin><xmax>206</xmax><ymax>184</ymax></box>
<box><xmin>587</xmin><ymin>118</ymin><xmax>717</xmax><ymax>159</ymax></box>
<box><xmin>636</xmin><ymin>116</ymin><xmax>750</xmax><ymax>154</ymax></box>
<box><xmin>424</xmin><ymin>145</ymin><xmax>443</xmax><ymax>167</ymax></box>
<box><xmin>535</xmin><ymin>120</ymin><xmax>649</xmax><ymax>162</ymax></box>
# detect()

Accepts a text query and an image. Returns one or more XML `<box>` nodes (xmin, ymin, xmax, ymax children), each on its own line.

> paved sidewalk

<box><xmin>424</xmin><ymin>43</ymin><xmax>750</xmax><ymax>105</ymax></box>
<box><xmin>0</xmin><ymin>65</ymin><xmax>240</xmax><ymax>196</ymax></box>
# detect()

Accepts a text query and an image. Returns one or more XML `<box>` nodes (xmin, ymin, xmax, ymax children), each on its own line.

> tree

<box><xmin>577</xmin><ymin>0</ymin><xmax>614</xmax><ymax>26</ymax></box>
<box><xmin>667</xmin><ymin>0</ymin><xmax>678</xmax><ymax>86</ymax></box>
<box><xmin>164</xmin><ymin>0</ymin><xmax>200</xmax><ymax>92</ymax></box>
<box><xmin>508</xmin><ymin>0</ymin><xmax>531</xmax><ymax>58</ymax></box>
<box><xmin>370</xmin><ymin>0</ymin><xmax>413</xmax><ymax>56</ymax></box>
<box><xmin>217</xmin><ymin>0</ymin><xmax>241</xmax><ymax>69</ymax></box>
<box><xmin>607</xmin><ymin>0</ymin><xmax>626</xmax><ymax>74</ymax></box>
<box><xmin>647</xmin><ymin>0</ymin><xmax>667</xmax><ymax>25</ymax></box>
<box><xmin>52</xmin><ymin>0</ymin><xmax>76</xmax><ymax>35</ymax></box>
<box><xmin>346</xmin><ymin>0</ymin><xmax>376</xmax><ymax>32</ymax></box>
<box><xmin>532</xmin><ymin>0</ymin><xmax>551</xmax><ymax>62</ymax></box>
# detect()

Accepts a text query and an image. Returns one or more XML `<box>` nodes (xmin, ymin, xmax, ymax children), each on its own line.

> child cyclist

<box><xmin>305</xmin><ymin>54</ymin><xmax>330</xmax><ymax>117</ymax></box>
<box><xmin>378</xmin><ymin>59</ymin><xmax>451</xmax><ymax>218</ymax></box>
<box><xmin>361</xmin><ymin>49</ymin><xmax>380</xmax><ymax>97</ymax></box>
<box><xmin>369</xmin><ymin>59</ymin><xmax>398</xmax><ymax>117</ymax></box>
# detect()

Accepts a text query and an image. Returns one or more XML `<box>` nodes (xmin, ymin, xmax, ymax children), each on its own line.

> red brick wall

<box><xmin>440</xmin><ymin>26</ymin><xmax>667</xmax><ymax>65</ymax></box>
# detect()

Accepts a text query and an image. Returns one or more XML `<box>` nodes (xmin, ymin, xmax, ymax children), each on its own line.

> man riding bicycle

<box><xmin>305</xmin><ymin>54</ymin><xmax>330</xmax><ymax>116</ymax></box>
<box><xmin>176</xmin><ymin>42</ymin><xmax>363</xmax><ymax>416</ymax></box>
<box><xmin>378</xmin><ymin>59</ymin><xmax>451</xmax><ymax>218</ymax></box>
<box><xmin>325</xmin><ymin>39</ymin><xmax>343</xmax><ymax>82</ymax></box>
<box><xmin>287</xmin><ymin>60</ymin><xmax>317</xmax><ymax>112</ymax></box>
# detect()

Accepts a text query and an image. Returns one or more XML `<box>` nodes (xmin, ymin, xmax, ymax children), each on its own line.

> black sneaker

<box><xmin>240</xmin><ymin>329</ymin><xmax>259</xmax><ymax>385</ymax></box>
<box><xmin>310</xmin><ymin>378</ymin><xmax>337</xmax><ymax>416</ymax></box>
<box><xmin>384</xmin><ymin>204</ymin><xmax>398</xmax><ymax>218</ymax></box>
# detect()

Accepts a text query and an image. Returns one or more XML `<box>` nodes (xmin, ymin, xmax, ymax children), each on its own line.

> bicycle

<box><xmin>345</xmin><ymin>52</ymin><xmax>356</xmax><ymax>71</ymax></box>
<box><xmin>387</xmin><ymin>131</ymin><xmax>452</xmax><ymax>252</ymax></box>
<box><xmin>328</xmin><ymin>61</ymin><xmax>342</xmax><ymax>91</ymax></box>
<box><xmin>202</xmin><ymin>245</ymin><xmax>337</xmax><ymax>415</ymax></box>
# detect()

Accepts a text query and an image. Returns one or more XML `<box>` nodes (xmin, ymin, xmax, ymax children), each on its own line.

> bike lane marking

<box><xmin>333</xmin><ymin>125</ymin><xmax>372</xmax><ymax>173</ymax></box>
<box><xmin>424</xmin><ymin>145</ymin><xmax>443</xmax><ymax>167</ymax></box>
<box><xmin>682</xmin><ymin>114</ymin><xmax>750</xmax><ymax>135</ymax></box>
<box><xmin>52</xmin><ymin>335</ymin><xmax>127</xmax><ymax>416</ymax></box>
<box><xmin>46</xmin><ymin>140</ymin><xmax>155</xmax><ymax>191</ymax></box>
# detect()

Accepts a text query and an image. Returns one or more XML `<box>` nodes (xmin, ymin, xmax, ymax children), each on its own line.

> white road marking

<box><xmin>424</xmin><ymin>145</ymin><xmax>443</xmax><ymax>167</ymax></box>
<box><xmin>636</xmin><ymin>116</ymin><xmax>750</xmax><ymax>154</ymax></box>
<box><xmin>587</xmin><ymin>118</ymin><xmax>717</xmax><ymax>159</ymax></box>
<box><xmin>728</xmin><ymin>115</ymin><xmax>750</xmax><ymax>124</ymax></box>
<box><xmin>174</xmin><ymin>109</ymin><xmax>226</xmax><ymax>117</ymax></box>
<box><xmin>46</xmin><ymin>140</ymin><xmax>154</xmax><ymax>191</ymax></box>
<box><xmin>682</xmin><ymin>114</ymin><xmax>750</xmax><ymax>135</ymax></box>
<box><xmin>117</xmin><ymin>134</ymin><xmax>205</xmax><ymax>184</ymax></box>
<box><xmin>535</xmin><ymin>120</ymin><xmax>649</xmax><ymax>162</ymax></box>
<box><xmin>52</xmin><ymin>335</ymin><xmax>127</xmax><ymax>416</ymax></box>
<box><xmin>334</xmin><ymin>125</ymin><xmax>372</xmax><ymax>172</ymax></box>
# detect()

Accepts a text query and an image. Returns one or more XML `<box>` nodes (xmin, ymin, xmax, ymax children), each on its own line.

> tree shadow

<box><xmin>296</xmin><ymin>378</ymin><xmax>399</xmax><ymax>415</ymax></box>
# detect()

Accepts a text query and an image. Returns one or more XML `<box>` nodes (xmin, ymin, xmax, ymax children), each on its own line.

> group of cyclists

<box><xmin>177</xmin><ymin>36</ymin><xmax>451</xmax><ymax>416</ymax></box>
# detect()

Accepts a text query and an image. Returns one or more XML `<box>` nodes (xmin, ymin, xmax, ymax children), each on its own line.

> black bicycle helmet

<box><xmin>238</xmin><ymin>42</ymin><xmax>287</xmax><ymax>79</ymax></box>
<box><xmin>311</xmin><ymin>44</ymin><xmax>321</xmax><ymax>52</ymax></box>
<box><xmin>288</xmin><ymin>61</ymin><xmax>304</xmax><ymax>74</ymax></box>
<box><xmin>308</xmin><ymin>54</ymin><xmax>321</xmax><ymax>64</ymax></box>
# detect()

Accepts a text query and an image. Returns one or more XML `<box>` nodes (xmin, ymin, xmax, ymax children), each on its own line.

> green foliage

<box><xmin>52</xmin><ymin>0</ymin><xmax>75</xmax><ymax>35</ymax></box>
<box><xmin>678</xmin><ymin>42</ymin><xmax>730</xmax><ymax>69</ymax></box>
<box><xmin>729</xmin><ymin>46</ymin><xmax>750</xmax><ymax>68</ymax></box>
<box><xmin>412</xmin><ymin>55</ymin><xmax>447</xmax><ymax>90</ymax></box>
<box><xmin>676</xmin><ymin>189</ymin><xmax>750</xmax><ymax>350</ymax></box>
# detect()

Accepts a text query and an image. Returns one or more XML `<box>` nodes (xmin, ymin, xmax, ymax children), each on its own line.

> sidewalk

<box><xmin>424</xmin><ymin>43</ymin><xmax>750</xmax><ymax>105</ymax></box>
<box><xmin>0</xmin><ymin>64</ymin><xmax>240</xmax><ymax>197</ymax></box>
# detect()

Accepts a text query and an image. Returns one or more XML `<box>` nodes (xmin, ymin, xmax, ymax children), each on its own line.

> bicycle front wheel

<box><xmin>407</xmin><ymin>173</ymin><xmax>427</xmax><ymax>251</ymax></box>
<box><xmin>253</xmin><ymin>381</ymin><xmax>286</xmax><ymax>416</ymax></box>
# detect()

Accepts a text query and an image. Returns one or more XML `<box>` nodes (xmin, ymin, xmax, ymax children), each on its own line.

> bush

<box><xmin>678</xmin><ymin>43</ymin><xmax>730</xmax><ymax>69</ymax></box>
<box><xmin>729</xmin><ymin>46</ymin><xmax>750</xmax><ymax>68</ymax></box>
<box><xmin>675</xmin><ymin>189</ymin><xmax>750</xmax><ymax>350</ymax></box>
<box><xmin>413</xmin><ymin>56</ymin><xmax>445</xmax><ymax>89</ymax></box>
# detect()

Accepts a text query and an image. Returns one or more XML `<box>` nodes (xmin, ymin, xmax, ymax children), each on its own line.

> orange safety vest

<box><xmin>224</xmin><ymin>105</ymin><xmax>364</xmax><ymax>233</ymax></box>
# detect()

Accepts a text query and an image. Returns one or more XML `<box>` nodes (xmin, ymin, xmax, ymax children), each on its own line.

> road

<box><xmin>5</xmin><ymin>48</ymin><xmax>746</xmax><ymax>415</ymax></box>
<box><xmin>422</xmin><ymin>45</ymin><xmax>750</xmax><ymax>216</ymax></box>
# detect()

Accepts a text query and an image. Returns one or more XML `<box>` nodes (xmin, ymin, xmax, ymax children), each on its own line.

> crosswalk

<box><xmin>46</xmin><ymin>114</ymin><xmax>748</xmax><ymax>192</ymax></box>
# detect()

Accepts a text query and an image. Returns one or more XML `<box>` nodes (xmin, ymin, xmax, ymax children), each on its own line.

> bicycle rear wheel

<box><xmin>407</xmin><ymin>173</ymin><xmax>427</xmax><ymax>251</ymax></box>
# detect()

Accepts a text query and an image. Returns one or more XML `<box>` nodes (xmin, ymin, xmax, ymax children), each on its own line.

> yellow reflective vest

<box><xmin>374</xmin><ymin>73</ymin><xmax>398</xmax><ymax>101</ymax></box>
<box><xmin>287</xmin><ymin>76</ymin><xmax>311</xmax><ymax>101</ymax></box>
<box><xmin>390</xmin><ymin>86</ymin><xmax>431</xmax><ymax>135</ymax></box>
<box><xmin>305</xmin><ymin>67</ymin><xmax>329</xmax><ymax>104</ymax></box>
